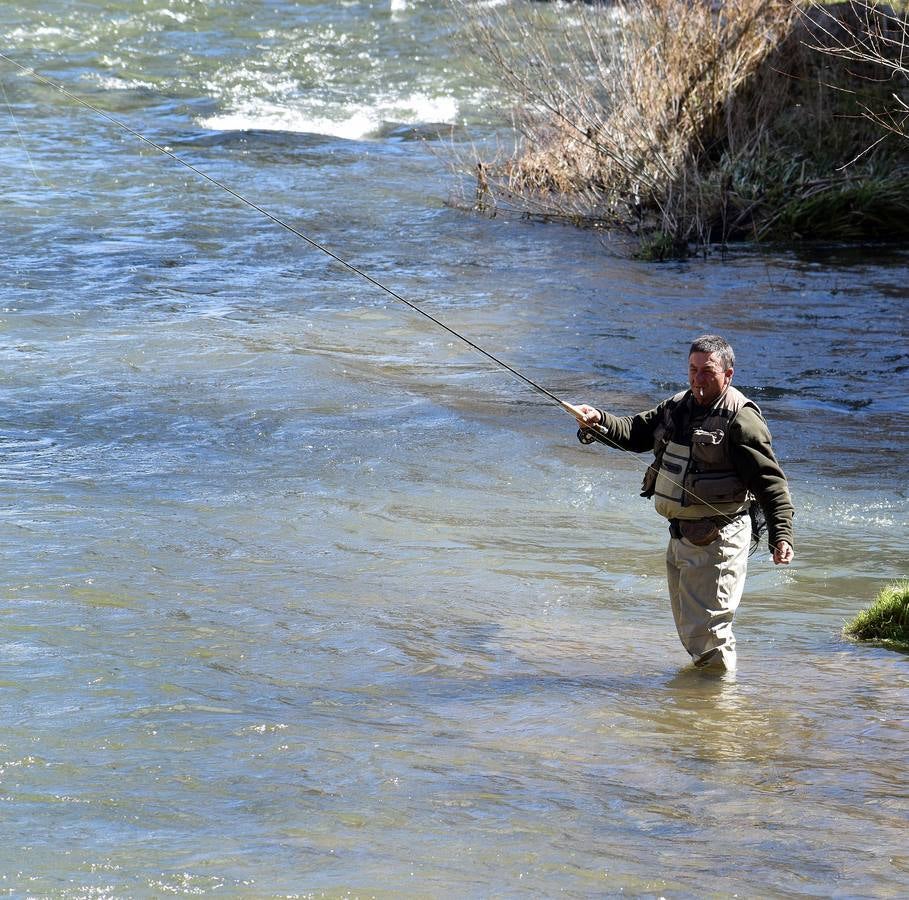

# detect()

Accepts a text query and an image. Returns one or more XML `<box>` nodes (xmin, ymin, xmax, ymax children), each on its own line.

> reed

<box><xmin>844</xmin><ymin>581</ymin><xmax>909</xmax><ymax>649</ymax></box>
<box><xmin>453</xmin><ymin>0</ymin><xmax>909</xmax><ymax>256</ymax></box>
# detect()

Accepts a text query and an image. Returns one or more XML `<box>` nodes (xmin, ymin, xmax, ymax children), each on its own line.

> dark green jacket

<box><xmin>593</xmin><ymin>393</ymin><xmax>794</xmax><ymax>549</ymax></box>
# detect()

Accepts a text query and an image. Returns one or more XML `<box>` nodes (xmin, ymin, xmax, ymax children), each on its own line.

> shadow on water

<box><xmin>785</xmin><ymin>242</ymin><xmax>909</xmax><ymax>266</ymax></box>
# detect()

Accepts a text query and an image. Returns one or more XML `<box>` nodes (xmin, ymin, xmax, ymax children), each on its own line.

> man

<box><xmin>571</xmin><ymin>334</ymin><xmax>794</xmax><ymax>671</ymax></box>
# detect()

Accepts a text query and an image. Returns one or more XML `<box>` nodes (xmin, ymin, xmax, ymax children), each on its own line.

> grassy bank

<box><xmin>844</xmin><ymin>581</ymin><xmax>909</xmax><ymax>649</ymax></box>
<box><xmin>455</xmin><ymin>0</ymin><xmax>909</xmax><ymax>257</ymax></box>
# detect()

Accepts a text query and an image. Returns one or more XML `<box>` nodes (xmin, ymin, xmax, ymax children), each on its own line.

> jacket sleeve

<box><xmin>729</xmin><ymin>408</ymin><xmax>794</xmax><ymax>549</ymax></box>
<box><xmin>584</xmin><ymin>402</ymin><xmax>666</xmax><ymax>454</ymax></box>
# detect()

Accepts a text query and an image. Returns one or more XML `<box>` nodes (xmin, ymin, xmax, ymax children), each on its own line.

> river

<box><xmin>0</xmin><ymin>1</ymin><xmax>907</xmax><ymax>896</ymax></box>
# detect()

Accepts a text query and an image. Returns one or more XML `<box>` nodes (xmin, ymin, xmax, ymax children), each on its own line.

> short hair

<box><xmin>689</xmin><ymin>334</ymin><xmax>734</xmax><ymax>370</ymax></box>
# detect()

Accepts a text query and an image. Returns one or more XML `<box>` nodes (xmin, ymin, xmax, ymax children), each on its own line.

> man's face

<box><xmin>688</xmin><ymin>351</ymin><xmax>733</xmax><ymax>406</ymax></box>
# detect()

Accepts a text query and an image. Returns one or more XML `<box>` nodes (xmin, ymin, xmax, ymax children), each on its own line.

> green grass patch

<box><xmin>636</xmin><ymin>231</ymin><xmax>690</xmax><ymax>261</ymax></box>
<box><xmin>844</xmin><ymin>580</ymin><xmax>909</xmax><ymax>649</ymax></box>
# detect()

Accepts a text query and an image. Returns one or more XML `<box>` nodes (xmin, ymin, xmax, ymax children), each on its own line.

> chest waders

<box><xmin>645</xmin><ymin>388</ymin><xmax>760</xmax><ymax>670</ymax></box>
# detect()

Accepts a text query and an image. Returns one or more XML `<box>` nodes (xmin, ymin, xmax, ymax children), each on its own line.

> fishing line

<box><xmin>1</xmin><ymin>76</ymin><xmax>51</xmax><ymax>188</ymax></box>
<box><xmin>0</xmin><ymin>52</ymin><xmax>765</xmax><ymax>531</ymax></box>
<box><xmin>0</xmin><ymin>50</ymin><xmax>567</xmax><ymax>409</ymax></box>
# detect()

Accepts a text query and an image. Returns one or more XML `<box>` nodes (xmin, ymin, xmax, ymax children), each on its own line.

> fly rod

<box><xmin>0</xmin><ymin>51</ymin><xmax>602</xmax><ymax>424</ymax></box>
<box><xmin>3</xmin><ymin>51</ymin><xmax>752</xmax><ymax>529</ymax></box>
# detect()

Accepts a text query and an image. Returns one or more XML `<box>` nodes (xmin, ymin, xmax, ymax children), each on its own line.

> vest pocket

<box><xmin>688</xmin><ymin>470</ymin><xmax>747</xmax><ymax>503</ymax></box>
<box><xmin>654</xmin><ymin>441</ymin><xmax>688</xmax><ymax>502</ymax></box>
<box><xmin>691</xmin><ymin>428</ymin><xmax>727</xmax><ymax>467</ymax></box>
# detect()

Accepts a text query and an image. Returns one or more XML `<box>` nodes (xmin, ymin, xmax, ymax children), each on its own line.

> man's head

<box><xmin>688</xmin><ymin>334</ymin><xmax>734</xmax><ymax>406</ymax></box>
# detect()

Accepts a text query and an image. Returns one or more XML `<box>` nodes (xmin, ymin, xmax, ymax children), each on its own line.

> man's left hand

<box><xmin>773</xmin><ymin>541</ymin><xmax>794</xmax><ymax>565</ymax></box>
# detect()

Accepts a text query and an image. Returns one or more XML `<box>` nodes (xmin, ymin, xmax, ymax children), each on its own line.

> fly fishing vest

<box><xmin>642</xmin><ymin>386</ymin><xmax>759</xmax><ymax>521</ymax></box>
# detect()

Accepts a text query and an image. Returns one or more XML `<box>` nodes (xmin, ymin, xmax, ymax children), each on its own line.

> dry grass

<box><xmin>453</xmin><ymin>0</ymin><xmax>909</xmax><ymax>256</ymax></box>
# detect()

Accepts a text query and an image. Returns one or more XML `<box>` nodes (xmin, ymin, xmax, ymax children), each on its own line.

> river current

<box><xmin>0</xmin><ymin>1</ymin><xmax>907</xmax><ymax>896</ymax></box>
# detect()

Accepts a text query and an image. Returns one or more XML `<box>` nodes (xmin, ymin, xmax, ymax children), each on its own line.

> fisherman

<box><xmin>572</xmin><ymin>334</ymin><xmax>794</xmax><ymax>671</ymax></box>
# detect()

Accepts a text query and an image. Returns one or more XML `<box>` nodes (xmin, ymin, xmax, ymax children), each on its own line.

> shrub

<box><xmin>454</xmin><ymin>0</ymin><xmax>909</xmax><ymax>255</ymax></box>
<box><xmin>809</xmin><ymin>0</ymin><xmax>909</xmax><ymax>141</ymax></box>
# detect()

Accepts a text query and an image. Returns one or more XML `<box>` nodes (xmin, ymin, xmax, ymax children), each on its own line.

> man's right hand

<box><xmin>565</xmin><ymin>402</ymin><xmax>603</xmax><ymax>427</ymax></box>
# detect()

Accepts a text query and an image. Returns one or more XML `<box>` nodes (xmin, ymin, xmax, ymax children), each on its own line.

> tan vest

<box><xmin>645</xmin><ymin>386</ymin><xmax>759</xmax><ymax>520</ymax></box>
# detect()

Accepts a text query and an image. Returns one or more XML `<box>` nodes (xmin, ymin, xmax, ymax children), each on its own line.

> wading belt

<box><xmin>668</xmin><ymin>510</ymin><xmax>748</xmax><ymax>546</ymax></box>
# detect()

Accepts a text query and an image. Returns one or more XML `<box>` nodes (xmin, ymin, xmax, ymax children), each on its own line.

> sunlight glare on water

<box><xmin>0</xmin><ymin>0</ymin><xmax>906</xmax><ymax>895</ymax></box>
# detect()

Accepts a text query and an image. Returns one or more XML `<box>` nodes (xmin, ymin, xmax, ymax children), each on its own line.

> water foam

<box><xmin>90</xmin><ymin>73</ymin><xmax>156</xmax><ymax>92</ymax></box>
<box><xmin>199</xmin><ymin>103</ymin><xmax>381</xmax><ymax>140</ymax></box>
<box><xmin>199</xmin><ymin>92</ymin><xmax>460</xmax><ymax>140</ymax></box>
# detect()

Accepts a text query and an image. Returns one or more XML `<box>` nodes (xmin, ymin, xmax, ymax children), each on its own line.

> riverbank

<box><xmin>458</xmin><ymin>0</ymin><xmax>909</xmax><ymax>257</ymax></box>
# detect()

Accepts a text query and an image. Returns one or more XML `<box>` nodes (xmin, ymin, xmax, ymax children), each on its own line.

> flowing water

<box><xmin>0</xmin><ymin>1</ymin><xmax>907</xmax><ymax>896</ymax></box>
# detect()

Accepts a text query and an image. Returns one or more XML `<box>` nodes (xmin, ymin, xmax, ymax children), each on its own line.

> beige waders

<box><xmin>665</xmin><ymin>514</ymin><xmax>751</xmax><ymax>670</ymax></box>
